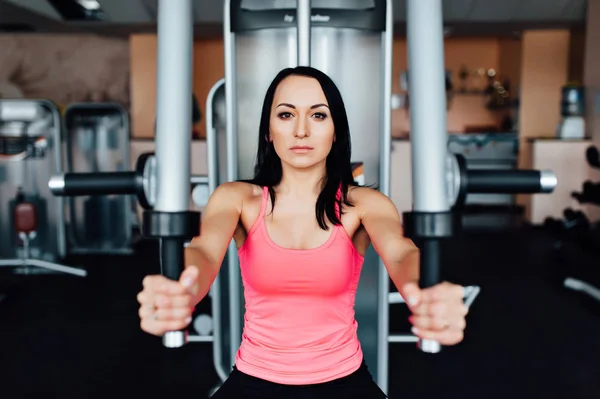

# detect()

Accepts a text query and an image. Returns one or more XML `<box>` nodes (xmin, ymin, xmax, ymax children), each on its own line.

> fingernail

<box><xmin>182</xmin><ymin>277</ymin><xmax>193</xmax><ymax>287</ymax></box>
<box><xmin>408</xmin><ymin>296</ymin><xmax>418</xmax><ymax>306</ymax></box>
<box><xmin>185</xmin><ymin>316</ymin><xmax>192</xmax><ymax>323</ymax></box>
<box><xmin>411</xmin><ymin>326</ymin><xmax>420</xmax><ymax>335</ymax></box>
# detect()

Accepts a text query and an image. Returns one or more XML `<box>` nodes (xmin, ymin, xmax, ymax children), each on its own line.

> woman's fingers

<box><xmin>140</xmin><ymin>316</ymin><xmax>193</xmax><ymax>337</ymax></box>
<box><xmin>410</xmin><ymin>325</ymin><xmax>464</xmax><ymax>346</ymax></box>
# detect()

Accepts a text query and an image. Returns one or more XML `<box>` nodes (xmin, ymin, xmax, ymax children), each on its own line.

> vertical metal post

<box><xmin>205</xmin><ymin>78</ymin><xmax>229</xmax><ymax>382</ymax></box>
<box><xmin>155</xmin><ymin>0</ymin><xmax>193</xmax><ymax>212</ymax></box>
<box><xmin>224</xmin><ymin>0</ymin><xmax>242</xmax><ymax>369</ymax></box>
<box><xmin>377</xmin><ymin>0</ymin><xmax>394</xmax><ymax>392</ymax></box>
<box><xmin>406</xmin><ymin>0</ymin><xmax>448</xmax><ymax>354</ymax></box>
<box><xmin>297</xmin><ymin>0</ymin><xmax>311</xmax><ymax>66</ymax></box>
<box><xmin>50</xmin><ymin>104</ymin><xmax>67</xmax><ymax>258</ymax></box>
<box><xmin>155</xmin><ymin>0</ymin><xmax>194</xmax><ymax>347</ymax></box>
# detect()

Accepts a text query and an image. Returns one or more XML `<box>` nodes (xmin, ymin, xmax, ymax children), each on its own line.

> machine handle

<box><xmin>466</xmin><ymin>170</ymin><xmax>557</xmax><ymax>194</ymax></box>
<box><xmin>48</xmin><ymin>172</ymin><xmax>138</xmax><ymax>196</ymax></box>
<box><xmin>160</xmin><ymin>237</ymin><xmax>188</xmax><ymax>348</ymax></box>
<box><xmin>418</xmin><ymin>240</ymin><xmax>442</xmax><ymax>354</ymax></box>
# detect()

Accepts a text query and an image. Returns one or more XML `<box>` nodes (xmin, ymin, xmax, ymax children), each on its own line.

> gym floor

<box><xmin>1</xmin><ymin>227</ymin><xmax>599</xmax><ymax>399</ymax></box>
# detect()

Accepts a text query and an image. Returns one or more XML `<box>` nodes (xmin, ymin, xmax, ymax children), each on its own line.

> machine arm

<box><xmin>49</xmin><ymin>151</ymin><xmax>201</xmax><ymax>348</ymax></box>
<box><xmin>49</xmin><ymin>172</ymin><xmax>138</xmax><ymax>196</ymax></box>
<box><xmin>465</xmin><ymin>170</ymin><xmax>557</xmax><ymax>194</ymax></box>
<box><xmin>450</xmin><ymin>153</ymin><xmax>558</xmax><ymax>206</ymax></box>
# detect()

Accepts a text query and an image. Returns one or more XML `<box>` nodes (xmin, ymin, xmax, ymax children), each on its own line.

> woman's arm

<box><xmin>357</xmin><ymin>187</ymin><xmax>467</xmax><ymax>345</ymax></box>
<box><xmin>184</xmin><ymin>182</ymin><xmax>244</xmax><ymax>305</ymax></box>
<box><xmin>355</xmin><ymin>187</ymin><xmax>420</xmax><ymax>302</ymax></box>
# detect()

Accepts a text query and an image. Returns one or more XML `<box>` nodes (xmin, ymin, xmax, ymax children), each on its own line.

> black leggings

<box><xmin>210</xmin><ymin>361</ymin><xmax>388</xmax><ymax>399</ymax></box>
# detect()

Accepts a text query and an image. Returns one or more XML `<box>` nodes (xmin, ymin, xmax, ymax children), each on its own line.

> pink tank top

<box><xmin>235</xmin><ymin>186</ymin><xmax>365</xmax><ymax>385</ymax></box>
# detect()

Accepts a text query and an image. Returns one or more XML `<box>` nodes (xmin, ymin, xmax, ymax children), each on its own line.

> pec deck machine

<box><xmin>48</xmin><ymin>0</ymin><xmax>557</xmax><ymax>395</ymax></box>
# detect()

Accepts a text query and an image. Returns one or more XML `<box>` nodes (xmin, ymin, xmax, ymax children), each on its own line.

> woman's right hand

<box><xmin>137</xmin><ymin>266</ymin><xmax>200</xmax><ymax>336</ymax></box>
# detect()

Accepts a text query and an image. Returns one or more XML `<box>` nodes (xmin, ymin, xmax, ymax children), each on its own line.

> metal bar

<box><xmin>190</xmin><ymin>175</ymin><xmax>209</xmax><ymax>185</ymax></box>
<box><xmin>49</xmin><ymin>172</ymin><xmax>138</xmax><ymax>196</ymax></box>
<box><xmin>564</xmin><ymin>278</ymin><xmax>600</xmax><ymax>302</ymax></box>
<box><xmin>49</xmin><ymin>102</ymin><xmax>67</xmax><ymax>259</ymax></box>
<box><xmin>463</xmin><ymin>286</ymin><xmax>481</xmax><ymax>309</ymax></box>
<box><xmin>389</xmin><ymin>286</ymin><xmax>481</xmax><ymax>308</ymax></box>
<box><xmin>205</xmin><ymin>79</ymin><xmax>225</xmax><ymax>195</ymax></box>
<box><xmin>297</xmin><ymin>0</ymin><xmax>311</xmax><ymax>66</ymax></box>
<box><xmin>224</xmin><ymin>0</ymin><xmax>242</xmax><ymax>370</ymax></box>
<box><xmin>466</xmin><ymin>170</ymin><xmax>557</xmax><ymax>193</ymax></box>
<box><xmin>205</xmin><ymin>78</ymin><xmax>228</xmax><ymax>382</ymax></box>
<box><xmin>407</xmin><ymin>0</ymin><xmax>448</xmax><ymax>354</ymax></box>
<box><xmin>27</xmin><ymin>259</ymin><xmax>87</xmax><ymax>277</ymax></box>
<box><xmin>407</xmin><ymin>0</ymin><xmax>447</xmax><ymax>213</ymax></box>
<box><xmin>0</xmin><ymin>258</ymin><xmax>87</xmax><ymax>277</ymax></box>
<box><xmin>155</xmin><ymin>0</ymin><xmax>194</xmax><ymax>348</ymax></box>
<box><xmin>377</xmin><ymin>0</ymin><xmax>394</xmax><ymax>393</ymax></box>
<box><xmin>188</xmin><ymin>335</ymin><xmax>214</xmax><ymax>343</ymax></box>
<box><xmin>389</xmin><ymin>335</ymin><xmax>419</xmax><ymax>343</ymax></box>
<box><xmin>155</xmin><ymin>0</ymin><xmax>193</xmax><ymax>213</ymax></box>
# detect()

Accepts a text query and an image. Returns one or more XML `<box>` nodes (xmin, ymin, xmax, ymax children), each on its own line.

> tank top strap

<box><xmin>259</xmin><ymin>186</ymin><xmax>269</xmax><ymax>218</ymax></box>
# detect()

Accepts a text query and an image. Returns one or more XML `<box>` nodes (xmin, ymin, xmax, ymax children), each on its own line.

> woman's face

<box><xmin>269</xmin><ymin>75</ymin><xmax>335</xmax><ymax>170</ymax></box>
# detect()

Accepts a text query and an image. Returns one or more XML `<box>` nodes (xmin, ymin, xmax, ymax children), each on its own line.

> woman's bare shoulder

<box><xmin>347</xmin><ymin>185</ymin><xmax>387</xmax><ymax>202</ymax></box>
<box><xmin>214</xmin><ymin>181</ymin><xmax>264</xmax><ymax>202</ymax></box>
<box><xmin>347</xmin><ymin>185</ymin><xmax>397</xmax><ymax>215</ymax></box>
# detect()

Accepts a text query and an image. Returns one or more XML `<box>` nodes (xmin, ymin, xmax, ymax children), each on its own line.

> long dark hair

<box><xmin>242</xmin><ymin>66</ymin><xmax>358</xmax><ymax>230</ymax></box>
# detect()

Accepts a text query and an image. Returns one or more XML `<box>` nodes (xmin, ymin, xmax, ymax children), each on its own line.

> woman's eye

<box><xmin>313</xmin><ymin>112</ymin><xmax>327</xmax><ymax>119</ymax></box>
<box><xmin>278</xmin><ymin>112</ymin><xmax>293</xmax><ymax>119</ymax></box>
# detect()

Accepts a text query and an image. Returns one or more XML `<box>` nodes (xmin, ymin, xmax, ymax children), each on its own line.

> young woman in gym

<box><xmin>136</xmin><ymin>66</ymin><xmax>468</xmax><ymax>398</ymax></box>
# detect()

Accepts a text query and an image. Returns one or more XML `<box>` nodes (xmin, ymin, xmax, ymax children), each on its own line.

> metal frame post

<box><xmin>205</xmin><ymin>78</ymin><xmax>229</xmax><ymax>382</ymax></box>
<box><xmin>297</xmin><ymin>0</ymin><xmax>311</xmax><ymax>66</ymax></box>
<box><xmin>155</xmin><ymin>0</ymin><xmax>192</xmax><ymax>213</ymax></box>
<box><xmin>224</xmin><ymin>0</ymin><xmax>242</xmax><ymax>368</ymax></box>
<box><xmin>154</xmin><ymin>0</ymin><xmax>194</xmax><ymax>347</ymax></box>
<box><xmin>376</xmin><ymin>0</ymin><xmax>394</xmax><ymax>393</ymax></box>
<box><xmin>406</xmin><ymin>0</ymin><xmax>448</xmax><ymax>354</ymax></box>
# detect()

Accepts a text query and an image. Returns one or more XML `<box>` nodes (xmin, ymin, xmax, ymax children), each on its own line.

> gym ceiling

<box><xmin>0</xmin><ymin>0</ymin><xmax>587</xmax><ymax>37</ymax></box>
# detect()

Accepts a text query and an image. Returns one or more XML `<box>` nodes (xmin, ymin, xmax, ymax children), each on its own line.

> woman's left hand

<box><xmin>402</xmin><ymin>281</ymin><xmax>468</xmax><ymax>346</ymax></box>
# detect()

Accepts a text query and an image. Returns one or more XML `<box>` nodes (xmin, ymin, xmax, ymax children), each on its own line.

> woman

<box><xmin>136</xmin><ymin>66</ymin><xmax>468</xmax><ymax>398</ymax></box>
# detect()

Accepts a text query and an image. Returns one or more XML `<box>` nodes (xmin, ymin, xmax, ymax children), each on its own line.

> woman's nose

<box><xmin>294</xmin><ymin>117</ymin><xmax>309</xmax><ymax>138</ymax></box>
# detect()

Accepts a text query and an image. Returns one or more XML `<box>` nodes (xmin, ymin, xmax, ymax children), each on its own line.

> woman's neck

<box><xmin>277</xmin><ymin>163</ymin><xmax>326</xmax><ymax>197</ymax></box>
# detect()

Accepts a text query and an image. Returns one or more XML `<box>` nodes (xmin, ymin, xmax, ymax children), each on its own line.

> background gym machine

<box><xmin>203</xmin><ymin>0</ymin><xmax>559</xmax><ymax>395</ymax></box>
<box><xmin>61</xmin><ymin>103</ymin><xmax>135</xmax><ymax>255</ymax></box>
<box><xmin>47</xmin><ymin>0</ymin><xmax>560</xmax><ymax>395</ymax></box>
<box><xmin>402</xmin><ymin>0</ymin><xmax>557</xmax><ymax>360</ymax></box>
<box><xmin>49</xmin><ymin>0</ymin><xmax>201</xmax><ymax>347</ymax></box>
<box><xmin>0</xmin><ymin>99</ymin><xmax>86</xmax><ymax>278</ymax></box>
<box><xmin>208</xmin><ymin>0</ymin><xmax>394</xmax><ymax>389</ymax></box>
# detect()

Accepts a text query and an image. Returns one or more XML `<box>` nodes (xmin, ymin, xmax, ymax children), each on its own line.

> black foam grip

<box><xmin>63</xmin><ymin>172</ymin><xmax>138</xmax><ymax>196</ymax></box>
<box><xmin>160</xmin><ymin>238</ymin><xmax>185</xmax><ymax>281</ymax></box>
<box><xmin>466</xmin><ymin>170</ymin><xmax>541</xmax><ymax>193</ymax></box>
<box><xmin>420</xmin><ymin>239</ymin><xmax>441</xmax><ymax>289</ymax></box>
